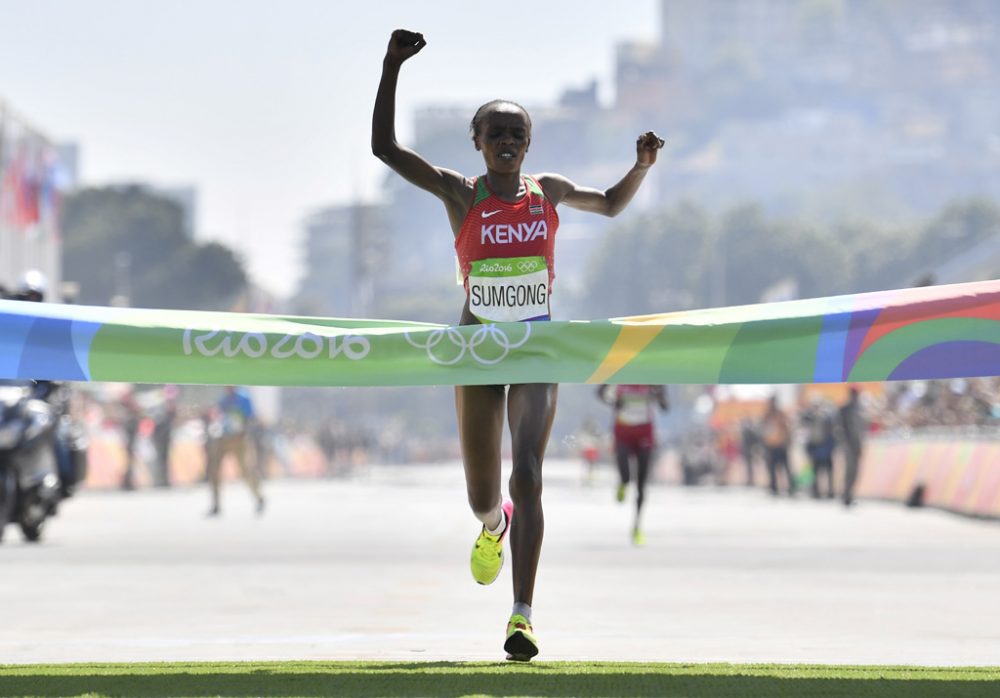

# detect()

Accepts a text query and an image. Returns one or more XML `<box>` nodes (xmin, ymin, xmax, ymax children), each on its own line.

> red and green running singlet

<box><xmin>455</xmin><ymin>175</ymin><xmax>559</xmax><ymax>322</ymax></box>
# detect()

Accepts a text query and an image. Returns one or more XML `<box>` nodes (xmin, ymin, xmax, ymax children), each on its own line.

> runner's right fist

<box><xmin>386</xmin><ymin>29</ymin><xmax>426</xmax><ymax>63</ymax></box>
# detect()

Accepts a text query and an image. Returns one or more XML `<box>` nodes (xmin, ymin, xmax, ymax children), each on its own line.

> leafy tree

<box><xmin>913</xmin><ymin>198</ymin><xmax>1000</xmax><ymax>269</ymax></box>
<box><xmin>585</xmin><ymin>201</ymin><xmax>711</xmax><ymax>318</ymax></box>
<box><xmin>61</xmin><ymin>186</ymin><xmax>247</xmax><ymax>309</ymax></box>
<box><xmin>581</xmin><ymin>196</ymin><xmax>1000</xmax><ymax>318</ymax></box>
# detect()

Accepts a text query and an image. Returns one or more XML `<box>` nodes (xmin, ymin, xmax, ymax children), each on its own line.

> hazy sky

<box><xmin>0</xmin><ymin>0</ymin><xmax>658</xmax><ymax>297</ymax></box>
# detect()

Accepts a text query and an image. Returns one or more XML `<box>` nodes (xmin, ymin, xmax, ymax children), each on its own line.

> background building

<box><xmin>292</xmin><ymin>202</ymin><xmax>389</xmax><ymax>319</ymax></box>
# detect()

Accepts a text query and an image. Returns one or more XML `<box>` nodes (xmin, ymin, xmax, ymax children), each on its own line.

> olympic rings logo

<box><xmin>404</xmin><ymin>323</ymin><xmax>531</xmax><ymax>365</ymax></box>
<box><xmin>517</xmin><ymin>260</ymin><xmax>539</xmax><ymax>273</ymax></box>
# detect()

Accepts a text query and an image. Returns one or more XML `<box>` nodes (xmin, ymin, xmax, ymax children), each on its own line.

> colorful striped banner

<box><xmin>2</xmin><ymin>279</ymin><xmax>999</xmax><ymax>387</ymax></box>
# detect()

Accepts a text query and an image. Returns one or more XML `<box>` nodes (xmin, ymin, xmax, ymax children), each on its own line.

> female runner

<box><xmin>372</xmin><ymin>28</ymin><xmax>664</xmax><ymax>661</ymax></box>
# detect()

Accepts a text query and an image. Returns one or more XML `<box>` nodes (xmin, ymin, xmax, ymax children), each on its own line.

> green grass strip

<box><xmin>0</xmin><ymin>661</ymin><xmax>997</xmax><ymax>698</ymax></box>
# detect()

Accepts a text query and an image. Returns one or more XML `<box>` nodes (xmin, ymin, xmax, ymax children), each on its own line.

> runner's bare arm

<box><xmin>596</xmin><ymin>384</ymin><xmax>613</xmax><ymax>405</ymax></box>
<box><xmin>655</xmin><ymin>385</ymin><xmax>670</xmax><ymax>412</ymax></box>
<box><xmin>538</xmin><ymin>131</ymin><xmax>664</xmax><ymax>216</ymax></box>
<box><xmin>372</xmin><ymin>30</ymin><xmax>467</xmax><ymax>206</ymax></box>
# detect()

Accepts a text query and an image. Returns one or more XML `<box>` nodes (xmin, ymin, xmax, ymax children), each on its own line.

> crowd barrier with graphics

<box><xmin>80</xmin><ymin>424</ymin><xmax>1000</xmax><ymax>521</ymax></box>
<box><xmin>858</xmin><ymin>433</ymin><xmax>1000</xmax><ymax>519</ymax></box>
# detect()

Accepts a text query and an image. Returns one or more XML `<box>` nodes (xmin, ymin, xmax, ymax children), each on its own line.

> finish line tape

<box><xmin>2</xmin><ymin>279</ymin><xmax>999</xmax><ymax>386</ymax></box>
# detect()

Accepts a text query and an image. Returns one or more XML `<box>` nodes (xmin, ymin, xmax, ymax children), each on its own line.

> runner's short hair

<box><xmin>470</xmin><ymin>100</ymin><xmax>532</xmax><ymax>137</ymax></box>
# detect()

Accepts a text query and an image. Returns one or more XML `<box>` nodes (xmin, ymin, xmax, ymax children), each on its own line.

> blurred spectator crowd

<box><xmin>67</xmin><ymin>382</ymin><xmax>475</xmax><ymax>492</ymax></box>
<box><xmin>659</xmin><ymin>377</ymin><xmax>1000</xmax><ymax>496</ymax></box>
<box><xmin>874</xmin><ymin>378</ymin><xmax>1000</xmax><ymax>431</ymax></box>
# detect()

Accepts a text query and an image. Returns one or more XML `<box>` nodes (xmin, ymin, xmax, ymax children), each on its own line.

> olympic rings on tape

<box><xmin>404</xmin><ymin>323</ymin><xmax>532</xmax><ymax>365</ymax></box>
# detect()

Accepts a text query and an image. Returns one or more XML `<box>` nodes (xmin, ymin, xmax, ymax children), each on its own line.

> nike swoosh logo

<box><xmin>481</xmin><ymin>210</ymin><xmax>502</xmax><ymax>218</ymax></box>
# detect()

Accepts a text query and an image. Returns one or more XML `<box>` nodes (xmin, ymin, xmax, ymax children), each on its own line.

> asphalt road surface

<box><xmin>2</xmin><ymin>460</ymin><xmax>998</xmax><ymax>665</ymax></box>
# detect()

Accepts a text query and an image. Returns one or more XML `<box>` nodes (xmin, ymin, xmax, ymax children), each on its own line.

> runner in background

<box><xmin>597</xmin><ymin>385</ymin><xmax>669</xmax><ymax>545</ymax></box>
<box><xmin>206</xmin><ymin>386</ymin><xmax>265</xmax><ymax>517</ymax></box>
<box><xmin>577</xmin><ymin>416</ymin><xmax>603</xmax><ymax>486</ymax></box>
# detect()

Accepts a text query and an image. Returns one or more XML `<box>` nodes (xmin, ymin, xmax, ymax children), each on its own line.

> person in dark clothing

<box><xmin>119</xmin><ymin>387</ymin><xmax>142</xmax><ymax>491</ymax></box>
<box><xmin>760</xmin><ymin>396</ymin><xmax>795</xmax><ymax>496</ymax></box>
<box><xmin>739</xmin><ymin>417</ymin><xmax>759</xmax><ymax>486</ymax></box>
<box><xmin>152</xmin><ymin>385</ymin><xmax>178</xmax><ymax>488</ymax></box>
<box><xmin>839</xmin><ymin>386</ymin><xmax>867</xmax><ymax>507</ymax></box>
<box><xmin>801</xmin><ymin>398</ymin><xmax>837</xmax><ymax>499</ymax></box>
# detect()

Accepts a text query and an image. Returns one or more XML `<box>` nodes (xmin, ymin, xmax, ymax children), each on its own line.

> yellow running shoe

<box><xmin>504</xmin><ymin>613</ymin><xmax>539</xmax><ymax>662</ymax></box>
<box><xmin>616</xmin><ymin>483</ymin><xmax>626</xmax><ymax>503</ymax></box>
<box><xmin>470</xmin><ymin>500</ymin><xmax>513</xmax><ymax>585</ymax></box>
<box><xmin>632</xmin><ymin>528</ymin><xmax>646</xmax><ymax>546</ymax></box>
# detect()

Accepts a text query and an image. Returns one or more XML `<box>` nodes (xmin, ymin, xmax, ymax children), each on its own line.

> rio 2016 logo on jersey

<box><xmin>481</xmin><ymin>221</ymin><xmax>548</xmax><ymax>245</ymax></box>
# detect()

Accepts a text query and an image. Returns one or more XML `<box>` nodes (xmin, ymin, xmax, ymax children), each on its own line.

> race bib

<box><xmin>468</xmin><ymin>256</ymin><xmax>550</xmax><ymax>323</ymax></box>
<box><xmin>617</xmin><ymin>396</ymin><xmax>652</xmax><ymax>426</ymax></box>
<box><xmin>222</xmin><ymin>410</ymin><xmax>246</xmax><ymax>435</ymax></box>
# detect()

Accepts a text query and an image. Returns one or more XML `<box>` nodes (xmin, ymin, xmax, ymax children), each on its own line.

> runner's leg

<box><xmin>635</xmin><ymin>447</ymin><xmax>652</xmax><ymax>519</ymax></box>
<box><xmin>207</xmin><ymin>438</ymin><xmax>225</xmax><ymax>514</ymax></box>
<box><xmin>615</xmin><ymin>441</ymin><xmax>631</xmax><ymax>486</ymax></box>
<box><xmin>506</xmin><ymin>382</ymin><xmax>558</xmax><ymax>606</ymax></box>
<box><xmin>233</xmin><ymin>434</ymin><xmax>264</xmax><ymax>508</ymax></box>
<box><xmin>455</xmin><ymin>385</ymin><xmax>506</xmax><ymax>528</ymax></box>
